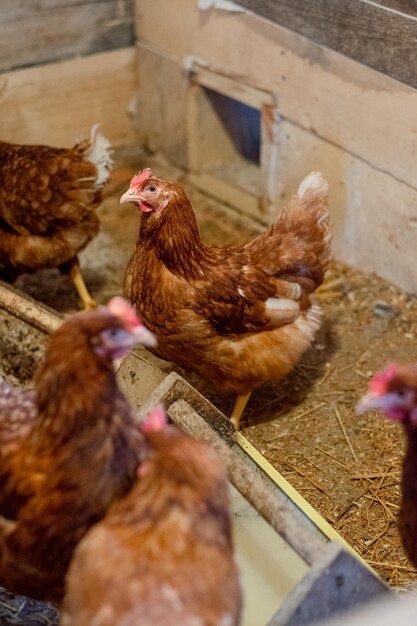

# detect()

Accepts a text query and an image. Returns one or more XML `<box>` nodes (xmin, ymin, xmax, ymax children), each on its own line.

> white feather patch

<box><xmin>265</xmin><ymin>297</ymin><xmax>299</xmax><ymax>312</ymax></box>
<box><xmin>297</xmin><ymin>171</ymin><xmax>328</xmax><ymax>200</ymax></box>
<box><xmin>85</xmin><ymin>124</ymin><xmax>113</xmax><ymax>188</ymax></box>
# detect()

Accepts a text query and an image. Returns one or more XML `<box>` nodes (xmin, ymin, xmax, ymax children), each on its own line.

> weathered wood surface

<box><xmin>235</xmin><ymin>0</ymin><xmax>417</xmax><ymax>89</ymax></box>
<box><xmin>0</xmin><ymin>48</ymin><xmax>137</xmax><ymax>148</ymax></box>
<box><xmin>0</xmin><ymin>0</ymin><xmax>134</xmax><ymax>73</ymax></box>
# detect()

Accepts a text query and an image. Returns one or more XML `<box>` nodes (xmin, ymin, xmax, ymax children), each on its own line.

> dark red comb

<box><xmin>130</xmin><ymin>168</ymin><xmax>152</xmax><ymax>189</ymax></box>
<box><xmin>141</xmin><ymin>405</ymin><xmax>168</xmax><ymax>433</ymax></box>
<box><xmin>369</xmin><ymin>364</ymin><xmax>397</xmax><ymax>394</ymax></box>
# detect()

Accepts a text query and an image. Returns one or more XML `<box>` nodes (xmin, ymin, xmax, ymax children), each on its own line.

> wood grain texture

<box><xmin>0</xmin><ymin>0</ymin><xmax>134</xmax><ymax>72</ymax></box>
<box><xmin>0</xmin><ymin>48</ymin><xmax>137</xmax><ymax>148</ymax></box>
<box><xmin>235</xmin><ymin>0</ymin><xmax>417</xmax><ymax>88</ymax></box>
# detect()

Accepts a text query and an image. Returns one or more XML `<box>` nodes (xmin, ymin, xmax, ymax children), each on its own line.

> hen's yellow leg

<box><xmin>230</xmin><ymin>392</ymin><xmax>252</xmax><ymax>430</ymax></box>
<box><xmin>69</xmin><ymin>263</ymin><xmax>96</xmax><ymax>310</ymax></box>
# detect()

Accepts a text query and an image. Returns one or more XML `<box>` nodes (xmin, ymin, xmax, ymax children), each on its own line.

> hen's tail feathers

<box><xmin>297</xmin><ymin>171</ymin><xmax>329</xmax><ymax>204</ymax></box>
<box><xmin>246</xmin><ymin>171</ymin><xmax>332</xmax><ymax>292</ymax></box>
<box><xmin>276</xmin><ymin>171</ymin><xmax>332</xmax><ymax>285</ymax></box>
<box><xmin>85</xmin><ymin>124</ymin><xmax>113</xmax><ymax>188</ymax></box>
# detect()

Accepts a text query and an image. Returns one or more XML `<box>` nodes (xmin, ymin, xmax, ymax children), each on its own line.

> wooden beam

<box><xmin>0</xmin><ymin>0</ymin><xmax>134</xmax><ymax>73</ymax></box>
<box><xmin>235</xmin><ymin>0</ymin><xmax>417</xmax><ymax>89</ymax></box>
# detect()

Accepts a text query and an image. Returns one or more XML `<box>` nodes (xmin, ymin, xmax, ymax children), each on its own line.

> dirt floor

<box><xmin>2</xmin><ymin>148</ymin><xmax>417</xmax><ymax>590</ymax></box>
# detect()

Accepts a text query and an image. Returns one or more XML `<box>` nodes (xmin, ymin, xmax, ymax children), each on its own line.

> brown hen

<box><xmin>121</xmin><ymin>169</ymin><xmax>332</xmax><ymax>427</ymax></box>
<box><xmin>357</xmin><ymin>364</ymin><xmax>417</xmax><ymax>568</ymax></box>
<box><xmin>61</xmin><ymin>406</ymin><xmax>242</xmax><ymax>626</ymax></box>
<box><xmin>0</xmin><ymin>125</ymin><xmax>112</xmax><ymax>308</ymax></box>
<box><xmin>0</xmin><ymin>297</ymin><xmax>156</xmax><ymax>604</ymax></box>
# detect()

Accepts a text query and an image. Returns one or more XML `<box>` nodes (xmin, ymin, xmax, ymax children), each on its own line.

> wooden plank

<box><xmin>0</xmin><ymin>48</ymin><xmax>137</xmax><ymax>148</ymax></box>
<box><xmin>235</xmin><ymin>0</ymin><xmax>417</xmax><ymax>89</ymax></box>
<box><xmin>0</xmin><ymin>0</ymin><xmax>134</xmax><ymax>72</ymax></box>
<box><xmin>135</xmin><ymin>5</ymin><xmax>417</xmax><ymax>192</ymax></box>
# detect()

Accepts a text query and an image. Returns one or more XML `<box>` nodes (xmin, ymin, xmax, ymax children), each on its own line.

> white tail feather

<box><xmin>85</xmin><ymin>124</ymin><xmax>113</xmax><ymax>188</ymax></box>
<box><xmin>297</xmin><ymin>171</ymin><xmax>328</xmax><ymax>200</ymax></box>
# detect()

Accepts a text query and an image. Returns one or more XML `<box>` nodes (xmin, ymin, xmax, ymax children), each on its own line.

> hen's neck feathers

<box><xmin>139</xmin><ymin>192</ymin><xmax>213</xmax><ymax>279</ymax></box>
<box><xmin>33</xmin><ymin>327</ymin><xmax>124</xmax><ymax>447</ymax></box>
<box><xmin>399</xmin><ymin>421</ymin><xmax>417</xmax><ymax>567</ymax></box>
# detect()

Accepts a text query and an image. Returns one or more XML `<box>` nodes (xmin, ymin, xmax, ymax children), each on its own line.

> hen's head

<box><xmin>120</xmin><ymin>168</ymin><xmax>171</xmax><ymax>214</ymax></box>
<box><xmin>356</xmin><ymin>363</ymin><xmax>417</xmax><ymax>423</ymax></box>
<box><xmin>55</xmin><ymin>297</ymin><xmax>157</xmax><ymax>361</ymax></box>
<box><xmin>119</xmin><ymin>168</ymin><xmax>191</xmax><ymax>220</ymax></box>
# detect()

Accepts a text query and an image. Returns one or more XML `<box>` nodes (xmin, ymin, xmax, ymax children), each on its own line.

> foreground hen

<box><xmin>357</xmin><ymin>364</ymin><xmax>417</xmax><ymax>568</ymax></box>
<box><xmin>0</xmin><ymin>297</ymin><xmax>156</xmax><ymax>604</ymax></box>
<box><xmin>0</xmin><ymin>126</ymin><xmax>113</xmax><ymax>308</ymax></box>
<box><xmin>62</xmin><ymin>406</ymin><xmax>242</xmax><ymax>626</ymax></box>
<box><xmin>121</xmin><ymin>169</ymin><xmax>331</xmax><ymax>427</ymax></box>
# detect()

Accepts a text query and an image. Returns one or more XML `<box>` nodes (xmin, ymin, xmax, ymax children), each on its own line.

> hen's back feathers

<box><xmin>62</xmin><ymin>421</ymin><xmax>242</xmax><ymax>626</ymax></box>
<box><xmin>0</xmin><ymin>126</ymin><xmax>112</xmax><ymax>235</ymax></box>
<box><xmin>0</xmin><ymin>127</ymin><xmax>112</xmax><ymax>298</ymax></box>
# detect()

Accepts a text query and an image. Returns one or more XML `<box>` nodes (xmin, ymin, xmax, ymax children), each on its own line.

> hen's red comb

<box><xmin>141</xmin><ymin>405</ymin><xmax>168</xmax><ymax>433</ymax></box>
<box><xmin>130</xmin><ymin>168</ymin><xmax>152</xmax><ymax>189</ymax></box>
<box><xmin>107</xmin><ymin>297</ymin><xmax>142</xmax><ymax>329</ymax></box>
<box><xmin>369</xmin><ymin>364</ymin><xmax>397</xmax><ymax>394</ymax></box>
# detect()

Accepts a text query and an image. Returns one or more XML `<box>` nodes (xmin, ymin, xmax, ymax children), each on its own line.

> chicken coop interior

<box><xmin>1</xmin><ymin>1</ymin><xmax>417</xmax><ymax>625</ymax></box>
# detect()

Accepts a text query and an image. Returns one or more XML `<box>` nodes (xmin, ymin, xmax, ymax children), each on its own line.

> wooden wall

<box><xmin>235</xmin><ymin>0</ymin><xmax>417</xmax><ymax>88</ymax></box>
<box><xmin>0</xmin><ymin>0</ymin><xmax>134</xmax><ymax>73</ymax></box>
<box><xmin>0</xmin><ymin>2</ymin><xmax>137</xmax><ymax>148</ymax></box>
<box><xmin>134</xmin><ymin>0</ymin><xmax>417</xmax><ymax>293</ymax></box>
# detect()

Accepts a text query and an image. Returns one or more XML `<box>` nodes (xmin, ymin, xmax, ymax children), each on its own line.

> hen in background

<box><xmin>0</xmin><ymin>125</ymin><xmax>113</xmax><ymax>308</ymax></box>
<box><xmin>357</xmin><ymin>364</ymin><xmax>417</xmax><ymax>568</ymax></box>
<box><xmin>121</xmin><ymin>169</ymin><xmax>331</xmax><ymax>428</ymax></box>
<box><xmin>62</xmin><ymin>405</ymin><xmax>242</xmax><ymax>626</ymax></box>
<box><xmin>0</xmin><ymin>297</ymin><xmax>156</xmax><ymax>604</ymax></box>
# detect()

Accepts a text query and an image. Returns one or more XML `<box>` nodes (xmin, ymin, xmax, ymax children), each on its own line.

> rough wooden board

<box><xmin>0</xmin><ymin>48</ymin><xmax>137</xmax><ymax>148</ymax></box>
<box><xmin>234</xmin><ymin>0</ymin><xmax>417</xmax><ymax>89</ymax></box>
<box><xmin>0</xmin><ymin>0</ymin><xmax>134</xmax><ymax>72</ymax></box>
<box><xmin>267</xmin><ymin>119</ymin><xmax>417</xmax><ymax>293</ymax></box>
<box><xmin>134</xmin><ymin>3</ymin><xmax>417</xmax><ymax>192</ymax></box>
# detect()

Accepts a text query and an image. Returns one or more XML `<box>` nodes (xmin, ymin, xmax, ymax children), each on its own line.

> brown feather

<box><xmin>0</xmin><ymin>132</ymin><xmax>111</xmax><ymax>277</ymax></box>
<box><xmin>62</xmin><ymin>424</ymin><xmax>242</xmax><ymax>626</ymax></box>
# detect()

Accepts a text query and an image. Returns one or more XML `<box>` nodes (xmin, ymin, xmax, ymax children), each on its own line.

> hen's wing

<box><xmin>194</xmin><ymin>249</ymin><xmax>300</xmax><ymax>335</ymax></box>
<box><xmin>194</xmin><ymin>172</ymin><xmax>330</xmax><ymax>336</ymax></box>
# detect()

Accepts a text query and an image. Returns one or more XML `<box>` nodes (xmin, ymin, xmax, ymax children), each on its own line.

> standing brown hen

<box><xmin>61</xmin><ymin>406</ymin><xmax>242</xmax><ymax>626</ymax></box>
<box><xmin>0</xmin><ymin>125</ymin><xmax>113</xmax><ymax>308</ymax></box>
<box><xmin>121</xmin><ymin>169</ymin><xmax>332</xmax><ymax>427</ymax></box>
<box><xmin>0</xmin><ymin>297</ymin><xmax>156</xmax><ymax>604</ymax></box>
<box><xmin>357</xmin><ymin>364</ymin><xmax>417</xmax><ymax>568</ymax></box>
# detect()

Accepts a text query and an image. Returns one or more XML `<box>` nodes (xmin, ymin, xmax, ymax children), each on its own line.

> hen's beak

<box><xmin>356</xmin><ymin>392</ymin><xmax>397</xmax><ymax>414</ymax></box>
<box><xmin>120</xmin><ymin>188</ymin><xmax>140</xmax><ymax>205</ymax></box>
<box><xmin>132</xmin><ymin>324</ymin><xmax>157</xmax><ymax>349</ymax></box>
<box><xmin>120</xmin><ymin>189</ymin><xmax>154</xmax><ymax>213</ymax></box>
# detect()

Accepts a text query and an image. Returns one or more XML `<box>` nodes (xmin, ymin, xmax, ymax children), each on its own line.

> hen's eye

<box><xmin>107</xmin><ymin>328</ymin><xmax>123</xmax><ymax>339</ymax></box>
<box><xmin>147</xmin><ymin>185</ymin><xmax>156</xmax><ymax>192</ymax></box>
